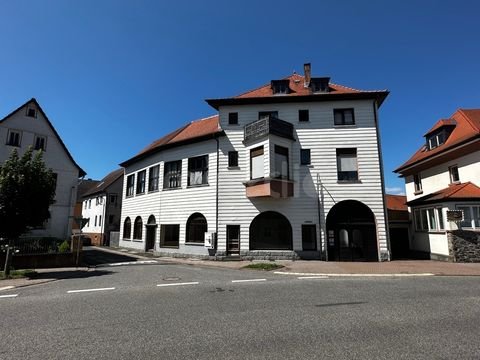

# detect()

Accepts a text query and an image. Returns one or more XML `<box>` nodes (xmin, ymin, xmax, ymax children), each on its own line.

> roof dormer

<box><xmin>309</xmin><ymin>77</ymin><xmax>330</xmax><ymax>93</ymax></box>
<box><xmin>424</xmin><ymin>119</ymin><xmax>456</xmax><ymax>150</ymax></box>
<box><xmin>270</xmin><ymin>79</ymin><xmax>290</xmax><ymax>95</ymax></box>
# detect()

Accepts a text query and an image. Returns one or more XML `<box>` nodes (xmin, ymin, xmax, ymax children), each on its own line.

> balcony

<box><xmin>244</xmin><ymin>116</ymin><xmax>294</xmax><ymax>143</ymax></box>
<box><xmin>245</xmin><ymin>178</ymin><xmax>294</xmax><ymax>198</ymax></box>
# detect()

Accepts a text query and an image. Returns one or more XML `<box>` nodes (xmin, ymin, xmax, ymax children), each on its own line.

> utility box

<box><xmin>204</xmin><ymin>232</ymin><xmax>217</xmax><ymax>248</ymax></box>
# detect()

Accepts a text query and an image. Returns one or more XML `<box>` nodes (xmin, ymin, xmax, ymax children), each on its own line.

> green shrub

<box><xmin>58</xmin><ymin>240</ymin><xmax>70</xmax><ymax>253</ymax></box>
<box><xmin>243</xmin><ymin>263</ymin><xmax>284</xmax><ymax>271</ymax></box>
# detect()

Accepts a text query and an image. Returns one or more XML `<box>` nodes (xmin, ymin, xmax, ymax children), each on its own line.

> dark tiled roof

<box><xmin>206</xmin><ymin>73</ymin><xmax>389</xmax><ymax>109</ymax></box>
<box><xmin>76</xmin><ymin>179</ymin><xmax>101</xmax><ymax>201</ymax></box>
<box><xmin>0</xmin><ymin>98</ymin><xmax>86</xmax><ymax>177</ymax></box>
<box><xmin>120</xmin><ymin>115</ymin><xmax>222</xmax><ymax>167</ymax></box>
<box><xmin>407</xmin><ymin>182</ymin><xmax>480</xmax><ymax>206</ymax></box>
<box><xmin>395</xmin><ymin>109</ymin><xmax>480</xmax><ymax>174</ymax></box>
<box><xmin>82</xmin><ymin>168</ymin><xmax>124</xmax><ymax>197</ymax></box>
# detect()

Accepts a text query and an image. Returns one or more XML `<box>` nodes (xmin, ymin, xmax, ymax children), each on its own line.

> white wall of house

<box><xmin>405</xmin><ymin>149</ymin><xmax>480</xmax><ymax>202</ymax></box>
<box><xmin>216</xmin><ymin>99</ymin><xmax>388</xmax><ymax>259</ymax></box>
<box><xmin>0</xmin><ymin>102</ymin><xmax>79</xmax><ymax>239</ymax></box>
<box><xmin>404</xmin><ymin>150</ymin><xmax>480</xmax><ymax>258</ymax></box>
<box><xmin>82</xmin><ymin>195</ymin><xmax>107</xmax><ymax>234</ymax></box>
<box><xmin>119</xmin><ymin>139</ymin><xmax>218</xmax><ymax>255</ymax></box>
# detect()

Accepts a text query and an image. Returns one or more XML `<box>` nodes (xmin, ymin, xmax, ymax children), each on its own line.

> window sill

<box><xmin>132</xmin><ymin>239</ymin><xmax>143</xmax><ymax>242</ymax></box>
<box><xmin>122</xmin><ymin>238</ymin><xmax>131</xmax><ymax>241</ymax></box>
<box><xmin>162</xmin><ymin>187</ymin><xmax>182</xmax><ymax>191</ymax></box>
<box><xmin>187</xmin><ymin>184</ymin><xmax>209</xmax><ymax>188</ymax></box>
<box><xmin>185</xmin><ymin>242</ymin><xmax>205</xmax><ymax>246</ymax></box>
<box><xmin>135</xmin><ymin>192</ymin><xmax>146</xmax><ymax>196</ymax></box>
<box><xmin>334</xmin><ymin>124</ymin><xmax>356</xmax><ymax>128</ymax></box>
<box><xmin>414</xmin><ymin>190</ymin><xmax>423</xmax><ymax>195</ymax></box>
<box><xmin>228</xmin><ymin>166</ymin><xmax>241</xmax><ymax>170</ymax></box>
<box><xmin>337</xmin><ymin>180</ymin><xmax>362</xmax><ymax>184</ymax></box>
<box><xmin>449</xmin><ymin>181</ymin><xmax>460</xmax><ymax>186</ymax></box>
<box><xmin>301</xmin><ymin>164</ymin><xmax>313</xmax><ymax>167</ymax></box>
<box><xmin>160</xmin><ymin>245</ymin><xmax>179</xmax><ymax>249</ymax></box>
<box><xmin>6</xmin><ymin>144</ymin><xmax>21</xmax><ymax>147</ymax></box>
<box><xmin>126</xmin><ymin>195</ymin><xmax>134</xmax><ymax>199</ymax></box>
<box><xmin>148</xmin><ymin>189</ymin><xmax>159</xmax><ymax>194</ymax></box>
<box><xmin>227</xmin><ymin>123</ymin><xmax>240</xmax><ymax>126</ymax></box>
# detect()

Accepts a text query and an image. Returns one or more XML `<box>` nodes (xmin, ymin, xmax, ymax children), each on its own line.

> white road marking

<box><xmin>105</xmin><ymin>260</ymin><xmax>158</xmax><ymax>266</ymax></box>
<box><xmin>156</xmin><ymin>282</ymin><xmax>199</xmax><ymax>287</ymax></box>
<box><xmin>0</xmin><ymin>294</ymin><xmax>18</xmax><ymax>299</ymax></box>
<box><xmin>298</xmin><ymin>276</ymin><xmax>329</xmax><ymax>280</ymax></box>
<box><xmin>231</xmin><ymin>279</ymin><xmax>267</xmax><ymax>283</ymax></box>
<box><xmin>67</xmin><ymin>287</ymin><xmax>115</xmax><ymax>294</ymax></box>
<box><xmin>0</xmin><ymin>286</ymin><xmax>15</xmax><ymax>291</ymax></box>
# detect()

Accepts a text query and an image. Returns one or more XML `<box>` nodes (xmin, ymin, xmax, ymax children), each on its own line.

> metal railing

<box><xmin>244</xmin><ymin>116</ymin><xmax>294</xmax><ymax>143</ymax></box>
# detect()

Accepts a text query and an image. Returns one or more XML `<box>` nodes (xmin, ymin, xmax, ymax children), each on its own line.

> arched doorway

<box><xmin>326</xmin><ymin>200</ymin><xmax>378</xmax><ymax>261</ymax></box>
<box><xmin>250</xmin><ymin>211</ymin><xmax>292</xmax><ymax>250</ymax></box>
<box><xmin>145</xmin><ymin>215</ymin><xmax>157</xmax><ymax>251</ymax></box>
<box><xmin>186</xmin><ymin>213</ymin><xmax>207</xmax><ymax>244</ymax></box>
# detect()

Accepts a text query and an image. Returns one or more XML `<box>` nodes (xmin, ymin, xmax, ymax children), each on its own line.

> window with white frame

<box><xmin>148</xmin><ymin>165</ymin><xmax>160</xmax><ymax>192</ymax></box>
<box><xmin>413</xmin><ymin>174</ymin><xmax>422</xmax><ymax>193</ymax></box>
<box><xmin>188</xmin><ymin>155</ymin><xmax>208</xmax><ymax>186</ymax></box>
<box><xmin>164</xmin><ymin>160</ymin><xmax>182</xmax><ymax>189</ymax></box>
<box><xmin>456</xmin><ymin>205</ymin><xmax>480</xmax><ymax>229</ymax></box>
<box><xmin>273</xmin><ymin>145</ymin><xmax>289</xmax><ymax>179</ymax></box>
<box><xmin>126</xmin><ymin>174</ymin><xmax>135</xmax><ymax>197</ymax></box>
<box><xmin>414</xmin><ymin>207</ymin><xmax>445</xmax><ymax>231</ymax></box>
<box><xmin>34</xmin><ymin>135</ymin><xmax>47</xmax><ymax>151</ymax></box>
<box><xmin>6</xmin><ymin>129</ymin><xmax>21</xmax><ymax>147</ymax></box>
<box><xmin>136</xmin><ymin>170</ymin><xmax>146</xmax><ymax>194</ymax></box>
<box><xmin>336</xmin><ymin>148</ymin><xmax>358</xmax><ymax>181</ymax></box>
<box><xmin>250</xmin><ymin>146</ymin><xmax>264</xmax><ymax>180</ymax></box>
<box><xmin>449</xmin><ymin>165</ymin><xmax>460</xmax><ymax>184</ymax></box>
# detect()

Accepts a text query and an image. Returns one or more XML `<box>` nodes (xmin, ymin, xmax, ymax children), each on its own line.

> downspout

<box><xmin>373</xmin><ymin>100</ymin><xmax>391</xmax><ymax>261</ymax></box>
<box><xmin>215</xmin><ymin>136</ymin><xmax>220</xmax><ymax>254</ymax></box>
<box><xmin>316</xmin><ymin>173</ymin><xmax>327</xmax><ymax>261</ymax></box>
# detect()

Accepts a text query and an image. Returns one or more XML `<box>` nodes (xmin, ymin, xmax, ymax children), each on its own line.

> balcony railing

<box><xmin>244</xmin><ymin>116</ymin><xmax>294</xmax><ymax>143</ymax></box>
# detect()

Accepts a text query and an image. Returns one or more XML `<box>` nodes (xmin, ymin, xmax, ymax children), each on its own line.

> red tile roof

<box><xmin>395</xmin><ymin>109</ymin><xmax>480</xmax><ymax>175</ymax></box>
<box><xmin>206</xmin><ymin>73</ymin><xmax>389</xmax><ymax>109</ymax></box>
<box><xmin>407</xmin><ymin>182</ymin><xmax>480</xmax><ymax>206</ymax></box>
<box><xmin>120</xmin><ymin>115</ymin><xmax>222</xmax><ymax>167</ymax></box>
<box><xmin>385</xmin><ymin>194</ymin><xmax>407</xmax><ymax>211</ymax></box>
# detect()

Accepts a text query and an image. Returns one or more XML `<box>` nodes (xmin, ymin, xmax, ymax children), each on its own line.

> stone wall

<box><xmin>448</xmin><ymin>230</ymin><xmax>480</xmax><ymax>263</ymax></box>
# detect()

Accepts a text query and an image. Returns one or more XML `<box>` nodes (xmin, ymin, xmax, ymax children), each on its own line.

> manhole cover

<box><xmin>163</xmin><ymin>277</ymin><xmax>181</xmax><ymax>281</ymax></box>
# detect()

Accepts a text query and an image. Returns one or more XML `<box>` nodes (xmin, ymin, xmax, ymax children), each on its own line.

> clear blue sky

<box><xmin>1</xmin><ymin>1</ymin><xmax>479</xmax><ymax>194</ymax></box>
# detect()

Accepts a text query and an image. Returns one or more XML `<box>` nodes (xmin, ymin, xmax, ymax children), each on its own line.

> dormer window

<box><xmin>310</xmin><ymin>77</ymin><xmax>330</xmax><ymax>93</ymax></box>
<box><xmin>258</xmin><ymin>111</ymin><xmax>278</xmax><ymax>120</ymax></box>
<box><xmin>425</xmin><ymin>123</ymin><xmax>454</xmax><ymax>150</ymax></box>
<box><xmin>271</xmin><ymin>80</ymin><xmax>290</xmax><ymax>95</ymax></box>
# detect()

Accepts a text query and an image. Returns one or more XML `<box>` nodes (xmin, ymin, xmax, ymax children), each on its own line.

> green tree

<box><xmin>0</xmin><ymin>148</ymin><xmax>56</xmax><ymax>275</ymax></box>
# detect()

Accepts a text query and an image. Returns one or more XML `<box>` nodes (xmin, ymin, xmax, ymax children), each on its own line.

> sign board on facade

<box><xmin>446</xmin><ymin>210</ymin><xmax>463</xmax><ymax>222</ymax></box>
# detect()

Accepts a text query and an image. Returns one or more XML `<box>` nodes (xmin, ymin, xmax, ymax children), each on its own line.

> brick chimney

<box><xmin>304</xmin><ymin>63</ymin><xmax>311</xmax><ymax>87</ymax></box>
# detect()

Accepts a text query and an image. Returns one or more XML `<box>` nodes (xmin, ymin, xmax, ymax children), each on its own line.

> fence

<box><xmin>0</xmin><ymin>237</ymin><xmax>66</xmax><ymax>255</ymax></box>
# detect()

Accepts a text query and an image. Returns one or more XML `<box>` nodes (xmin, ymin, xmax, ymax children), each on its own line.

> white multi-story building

<box><xmin>119</xmin><ymin>64</ymin><xmax>390</xmax><ymax>261</ymax></box>
<box><xmin>395</xmin><ymin>109</ymin><xmax>480</xmax><ymax>260</ymax></box>
<box><xmin>0</xmin><ymin>98</ymin><xmax>85</xmax><ymax>239</ymax></box>
<box><xmin>81</xmin><ymin>168</ymin><xmax>123</xmax><ymax>246</ymax></box>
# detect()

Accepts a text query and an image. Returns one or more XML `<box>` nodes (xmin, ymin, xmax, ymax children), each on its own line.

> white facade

<box><xmin>404</xmin><ymin>150</ymin><xmax>480</xmax><ymax>257</ymax></box>
<box><xmin>82</xmin><ymin>195</ymin><xmax>107</xmax><ymax>234</ymax></box>
<box><xmin>0</xmin><ymin>99</ymin><xmax>84</xmax><ymax>240</ymax></box>
<box><xmin>119</xmin><ymin>90</ymin><xmax>389</xmax><ymax>260</ymax></box>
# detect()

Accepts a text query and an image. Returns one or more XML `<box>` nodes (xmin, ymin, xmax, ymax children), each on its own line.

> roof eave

<box><xmin>206</xmin><ymin>91</ymin><xmax>389</xmax><ymax>110</ymax></box>
<box><xmin>120</xmin><ymin>130</ymin><xmax>225</xmax><ymax>168</ymax></box>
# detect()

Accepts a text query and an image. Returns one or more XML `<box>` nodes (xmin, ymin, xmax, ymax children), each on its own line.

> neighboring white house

<box><xmin>0</xmin><ymin>98</ymin><xmax>86</xmax><ymax>239</ymax></box>
<box><xmin>81</xmin><ymin>168</ymin><xmax>123</xmax><ymax>246</ymax></box>
<box><xmin>119</xmin><ymin>64</ymin><xmax>390</xmax><ymax>261</ymax></box>
<box><xmin>394</xmin><ymin>109</ymin><xmax>480</xmax><ymax>260</ymax></box>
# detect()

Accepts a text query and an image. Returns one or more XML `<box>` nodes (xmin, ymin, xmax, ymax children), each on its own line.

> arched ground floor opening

<box><xmin>249</xmin><ymin>211</ymin><xmax>292</xmax><ymax>250</ymax></box>
<box><xmin>326</xmin><ymin>200</ymin><xmax>378</xmax><ymax>261</ymax></box>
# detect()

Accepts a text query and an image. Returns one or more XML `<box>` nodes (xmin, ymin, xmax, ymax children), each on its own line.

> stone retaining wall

<box><xmin>448</xmin><ymin>230</ymin><xmax>480</xmax><ymax>263</ymax></box>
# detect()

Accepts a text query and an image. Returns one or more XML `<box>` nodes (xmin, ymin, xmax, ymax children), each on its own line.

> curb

<box><xmin>273</xmin><ymin>271</ymin><xmax>436</xmax><ymax>277</ymax></box>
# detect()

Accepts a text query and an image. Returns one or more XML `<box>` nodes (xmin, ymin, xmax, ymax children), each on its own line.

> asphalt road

<box><xmin>0</xmin><ymin>262</ymin><xmax>479</xmax><ymax>360</ymax></box>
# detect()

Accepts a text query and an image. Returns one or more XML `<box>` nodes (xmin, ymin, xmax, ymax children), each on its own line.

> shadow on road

<box><xmin>28</xmin><ymin>269</ymin><xmax>114</xmax><ymax>280</ymax></box>
<box><xmin>82</xmin><ymin>247</ymin><xmax>140</xmax><ymax>267</ymax></box>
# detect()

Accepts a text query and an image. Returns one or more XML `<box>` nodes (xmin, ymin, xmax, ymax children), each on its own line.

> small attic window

<box><xmin>426</xmin><ymin>128</ymin><xmax>452</xmax><ymax>150</ymax></box>
<box><xmin>310</xmin><ymin>77</ymin><xmax>330</xmax><ymax>93</ymax></box>
<box><xmin>271</xmin><ymin>80</ymin><xmax>290</xmax><ymax>95</ymax></box>
<box><xmin>26</xmin><ymin>108</ymin><xmax>37</xmax><ymax>118</ymax></box>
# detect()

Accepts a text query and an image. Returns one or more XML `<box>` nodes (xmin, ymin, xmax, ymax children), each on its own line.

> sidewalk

<box><xmin>0</xmin><ymin>267</ymin><xmax>90</xmax><ymax>289</ymax></box>
<box><xmin>106</xmin><ymin>246</ymin><xmax>480</xmax><ymax>276</ymax></box>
